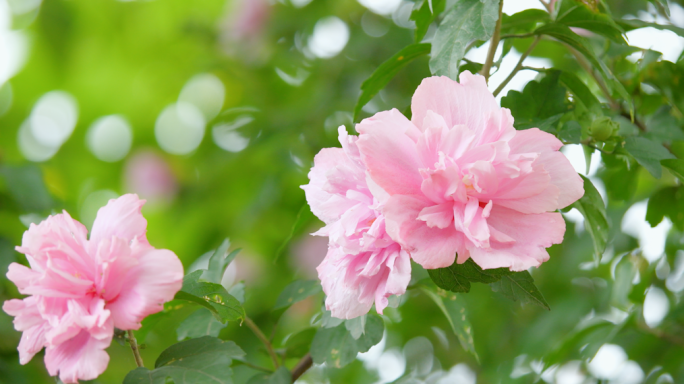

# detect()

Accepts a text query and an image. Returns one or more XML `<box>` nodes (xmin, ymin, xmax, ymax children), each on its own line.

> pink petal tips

<box><xmin>2</xmin><ymin>194</ymin><xmax>184</xmax><ymax>383</ymax></box>
<box><xmin>303</xmin><ymin>72</ymin><xmax>583</xmax><ymax>316</ymax></box>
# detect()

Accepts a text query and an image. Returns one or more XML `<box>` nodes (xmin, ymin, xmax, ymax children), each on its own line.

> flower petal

<box><xmin>88</xmin><ymin>194</ymin><xmax>149</xmax><ymax>252</ymax></box>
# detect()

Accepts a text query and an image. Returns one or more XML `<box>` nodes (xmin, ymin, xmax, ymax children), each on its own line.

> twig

<box><xmin>565</xmin><ymin>45</ymin><xmax>620</xmax><ymax>110</ymax></box>
<box><xmin>127</xmin><ymin>330</ymin><xmax>144</xmax><ymax>368</ymax></box>
<box><xmin>480</xmin><ymin>0</ymin><xmax>504</xmax><ymax>83</ymax></box>
<box><xmin>244</xmin><ymin>316</ymin><xmax>280</xmax><ymax>369</ymax></box>
<box><xmin>291</xmin><ymin>353</ymin><xmax>313</xmax><ymax>382</ymax></box>
<box><xmin>493</xmin><ymin>35</ymin><xmax>542</xmax><ymax>97</ymax></box>
<box><xmin>500</xmin><ymin>33</ymin><xmax>536</xmax><ymax>40</ymax></box>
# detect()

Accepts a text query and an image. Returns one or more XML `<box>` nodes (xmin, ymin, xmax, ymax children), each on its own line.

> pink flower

<box><xmin>302</xmin><ymin>127</ymin><xmax>411</xmax><ymax>319</ymax></box>
<box><xmin>2</xmin><ymin>194</ymin><xmax>184</xmax><ymax>383</ymax></box>
<box><xmin>356</xmin><ymin>73</ymin><xmax>584</xmax><ymax>271</ymax></box>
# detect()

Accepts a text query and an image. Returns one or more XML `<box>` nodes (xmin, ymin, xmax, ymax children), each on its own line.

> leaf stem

<box><xmin>500</xmin><ymin>32</ymin><xmax>536</xmax><ymax>40</ymax></box>
<box><xmin>493</xmin><ymin>35</ymin><xmax>542</xmax><ymax>97</ymax></box>
<box><xmin>291</xmin><ymin>353</ymin><xmax>313</xmax><ymax>382</ymax></box>
<box><xmin>538</xmin><ymin>0</ymin><xmax>552</xmax><ymax>12</ymax></box>
<box><xmin>480</xmin><ymin>0</ymin><xmax>504</xmax><ymax>83</ymax></box>
<box><xmin>127</xmin><ymin>330</ymin><xmax>144</xmax><ymax>368</ymax></box>
<box><xmin>244</xmin><ymin>316</ymin><xmax>280</xmax><ymax>369</ymax></box>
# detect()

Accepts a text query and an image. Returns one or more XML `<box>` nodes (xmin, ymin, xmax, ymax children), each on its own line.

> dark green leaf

<box><xmin>646</xmin><ymin>106</ymin><xmax>684</xmax><ymax>143</ymax></box>
<box><xmin>600</xmin><ymin>159</ymin><xmax>638</xmax><ymax>202</ymax></box>
<box><xmin>556</xmin><ymin>0</ymin><xmax>626</xmax><ymax>44</ymax></box>
<box><xmin>489</xmin><ymin>271</ymin><xmax>550</xmax><ymax>310</ymax></box>
<box><xmin>558</xmin><ymin>121</ymin><xmax>582</xmax><ymax>144</ymax></box>
<box><xmin>572</xmin><ymin>175</ymin><xmax>608</xmax><ymax>261</ymax></box>
<box><xmin>134</xmin><ymin>300</ymin><xmax>193</xmax><ymax>344</ymax></box>
<box><xmin>123</xmin><ymin>337</ymin><xmax>245</xmax><ymax>384</ymax></box>
<box><xmin>661</xmin><ymin>158</ymin><xmax>684</xmax><ymax>183</ymax></box>
<box><xmin>624</xmin><ymin>136</ymin><xmax>675</xmax><ymax>178</ymax></box>
<box><xmin>640</xmin><ymin>61</ymin><xmax>684</xmax><ymax>115</ymax></box>
<box><xmin>410</xmin><ymin>0</ymin><xmax>446</xmax><ymax>42</ymax></box>
<box><xmin>310</xmin><ymin>314</ymin><xmax>384</xmax><ymax>368</ymax></box>
<box><xmin>354</xmin><ymin>43</ymin><xmax>431</xmax><ymax>122</ymax></box>
<box><xmin>0</xmin><ymin>165</ymin><xmax>54</xmax><ymax>212</ymax></box>
<box><xmin>177</xmin><ymin>308</ymin><xmax>227</xmax><ymax>340</ymax></box>
<box><xmin>500</xmin><ymin>70</ymin><xmax>569</xmax><ymax>131</ymax></box>
<box><xmin>246</xmin><ymin>367</ymin><xmax>291</xmax><ymax>384</ymax></box>
<box><xmin>273</xmin><ymin>279</ymin><xmax>322</xmax><ymax>310</ymax></box>
<box><xmin>175</xmin><ymin>270</ymin><xmax>245</xmax><ymax>323</ymax></box>
<box><xmin>283</xmin><ymin>328</ymin><xmax>317</xmax><ymax>359</ymax></box>
<box><xmin>429</xmin><ymin>0</ymin><xmax>500</xmax><ymax>79</ymax></box>
<box><xmin>428</xmin><ymin>259</ymin><xmax>511</xmax><ymax>293</ymax></box>
<box><xmin>419</xmin><ymin>286</ymin><xmax>478</xmax><ymax>360</ymax></box>
<box><xmin>534</xmin><ymin>23</ymin><xmax>632</xmax><ymax>111</ymax></box>
<box><xmin>618</xmin><ymin>19</ymin><xmax>684</xmax><ymax>38</ymax></box>
<box><xmin>646</xmin><ymin>187</ymin><xmax>684</xmax><ymax>230</ymax></box>
<box><xmin>500</xmin><ymin>9</ymin><xmax>549</xmax><ymax>35</ymax></box>
<box><xmin>558</xmin><ymin>71</ymin><xmax>600</xmax><ymax>110</ymax></box>
<box><xmin>203</xmin><ymin>239</ymin><xmax>240</xmax><ymax>284</ymax></box>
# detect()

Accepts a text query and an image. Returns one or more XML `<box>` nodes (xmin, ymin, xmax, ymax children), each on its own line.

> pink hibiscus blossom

<box><xmin>2</xmin><ymin>194</ymin><xmax>184</xmax><ymax>383</ymax></box>
<box><xmin>302</xmin><ymin>127</ymin><xmax>411</xmax><ymax>319</ymax></box>
<box><xmin>356</xmin><ymin>72</ymin><xmax>584</xmax><ymax>271</ymax></box>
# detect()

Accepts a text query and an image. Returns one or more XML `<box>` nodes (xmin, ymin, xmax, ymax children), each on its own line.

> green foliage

<box><xmin>419</xmin><ymin>286</ymin><xmax>478</xmax><ymax>359</ymax></box>
<box><xmin>489</xmin><ymin>271</ymin><xmax>549</xmax><ymax>310</ymax></box>
<box><xmin>175</xmin><ymin>271</ymin><xmax>245</xmax><ymax>323</ymax></box>
<box><xmin>177</xmin><ymin>308</ymin><xmax>228</xmax><ymax>340</ymax></box>
<box><xmin>556</xmin><ymin>0</ymin><xmax>626</xmax><ymax>44</ymax></box>
<box><xmin>661</xmin><ymin>159</ymin><xmax>684</xmax><ymax>183</ymax></box>
<box><xmin>646</xmin><ymin>187</ymin><xmax>684</xmax><ymax>230</ymax></box>
<box><xmin>273</xmin><ymin>279</ymin><xmax>322</xmax><ymax>310</ymax></box>
<box><xmin>501</xmin><ymin>70</ymin><xmax>569</xmax><ymax>131</ymax></box>
<box><xmin>203</xmin><ymin>239</ymin><xmax>240</xmax><ymax>284</ymax></box>
<box><xmin>282</xmin><ymin>328</ymin><xmax>317</xmax><ymax>359</ymax></box>
<box><xmin>624</xmin><ymin>136</ymin><xmax>675</xmax><ymax>178</ymax></box>
<box><xmin>123</xmin><ymin>337</ymin><xmax>245</xmax><ymax>384</ymax></box>
<box><xmin>0</xmin><ymin>165</ymin><xmax>54</xmax><ymax>212</ymax></box>
<box><xmin>572</xmin><ymin>175</ymin><xmax>609</xmax><ymax>261</ymax></box>
<box><xmin>430</xmin><ymin>0</ymin><xmax>500</xmax><ymax>79</ymax></box>
<box><xmin>411</xmin><ymin>0</ymin><xmax>447</xmax><ymax>43</ymax></box>
<box><xmin>246</xmin><ymin>367</ymin><xmax>291</xmax><ymax>384</ymax></box>
<box><xmin>310</xmin><ymin>314</ymin><xmax>384</xmax><ymax>368</ymax></box>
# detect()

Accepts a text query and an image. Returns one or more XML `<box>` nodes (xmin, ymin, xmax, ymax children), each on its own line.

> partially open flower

<box><xmin>2</xmin><ymin>194</ymin><xmax>184</xmax><ymax>383</ymax></box>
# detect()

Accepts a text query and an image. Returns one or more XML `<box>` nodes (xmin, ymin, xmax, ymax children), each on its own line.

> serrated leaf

<box><xmin>646</xmin><ymin>187</ymin><xmax>684</xmax><ymax>230</ymax></box>
<box><xmin>310</xmin><ymin>314</ymin><xmax>384</xmax><ymax>368</ymax></box>
<box><xmin>427</xmin><ymin>259</ymin><xmax>511</xmax><ymax>293</ymax></box>
<box><xmin>283</xmin><ymin>328</ymin><xmax>317</xmax><ymax>358</ymax></box>
<box><xmin>274</xmin><ymin>279</ymin><xmax>322</xmax><ymax>310</ymax></box>
<box><xmin>203</xmin><ymin>239</ymin><xmax>240</xmax><ymax>285</ymax></box>
<box><xmin>419</xmin><ymin>286</ymin><xmax>478</xmax><ymax>360</ymax></box>
<box><xmin>534</xmin><ymin>23</ymin><xmax>632</xmax><ymax>112</ymax></box>
<box><xmin>556</xmin><ymin>0</ymin><xmax>626</xmax><ymax>44</ymax></box>
<box><xmin>177</xmin><ymin>308</ymin><xmax>227</xmax><ymax>340</ymax></box>
<box><xmin>646</xmin><ymin>106</ymin><xmax>684</xmax><ymax>143</ymax></box>
<box><xmin>572</xmin><ymin>175</ymin><xmax>608</xmax><ymax>261</ymax></box>
<box><xmin>123</xmin><ymin>337</ymin><xmax>245</xmax><ymax>384</ymax></box>
<box><xmin>176</xmin><ymin>270</ymin><xmax>245</xmax><ymax>323</ymax></box>
<box><xmin>489</xmin><ymin>271</ymin><xmax>550</xmax><ymax>310</ymax></box>
<box><xmin>624</xmin><ymin>136</ymin><xmax>674</xmax><ymax>178</ymax></box>
<box><xmin>500</xmin><ymin>70</ymin><xmax>569</xmax><ymax>131</ymax></box>
<box><xmin>661</xmin><ymin>158</ymin><xmax>684</xmax><ymax>183</ymax></box>
<box><xmin>246</xmin><ymin>367</ymin><xmax>291</xmax><ymax>384</ymax></box>
<box><xmin>354</xmin><ymin>43</ymin><xmax>431</xmax><ymax>122</ymax></box>
<box><xmin>410</xmin><ymin>0</ymin><xmax>446</xmax><ymax>42</ymax></box>
<box><xmin>429</xmin><ymin>0</ymin><xmax>500</xmax><ymax>79</ymax></box>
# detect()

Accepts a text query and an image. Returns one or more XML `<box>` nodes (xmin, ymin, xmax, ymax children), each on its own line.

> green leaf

<box><xmin>572</xmin><ymin>175</ymin><xmax>609</xmax><ymax>261</ymax></box>
<box><xmin>500</xmin><ymin>70</ymin><xmax>569</xmax><ymax>131</ymax></box>
<box><xmin>283</xmin><ymin>328</ymin><xmax>317</xmax><ymax>359</ymax></box>
<box><xmin>427</xmin><ymin>259</ymin><xmax>512</xmax><ymax>293</ymax></box>
<box><xmin>410</xmin><ymin>0</ymin><xmax>446</xmax><ymax>42</ymax></box>
<box><xmin>246</xmin><ymin>367</ymin><xmax>291</xmax><ymax>384</ymax></box>
<box><xmin>645</xmin><ymin>106</ymin><xmax>684</xmax><ymax>143</ymax></box>
<box><xmin>648</xmin><ymin>0</ymin><xmax>670</xmax><ymax>17</ymax></box>
<box><xmin>624</xmin><ymin>136</ymin><xmax>675</xmax><ymax>178</ymax></box>
<box><xmin>489</xmin><ymin>271</ymin><xmax>550</xmax><ymax>310</ymax></box>
<box><xmin>429</xmin><ymin>0</ymin><xmax>500</xmax><ymax>79</ymax></box>
<box><xmin>134</xmin><ymin>300</ymin><xmax>193</xmax><ymax>344</ymax></box>
<box><xmin>175</xmin><ymin>270</ymin><xmax>245</xmax><ymax>323</ymax></box>
<box><xmin>661</xmin><ymin>158</ymin><xmax>684</xmax><ymax>183</ymax></box>
<box><xmin>558</xmin><ymin>71</ymin><xmax>600</xmax><ymax>110</ymax></box>
<box><xmin>0</xmin><ymin>165</ymin><xmax>54</xmax><ymax>212</ymax></box>
<box><xmin>344</xmin><ymin>315</ymin><xmax>366</xmax><ymax>340</ymax></box>
<box><xmin>354</xmin><ymin>43</ymin><xmax>431</xmax><ymax>122</ymax></box>
<box><xmin>600</xmin><ymin>159</ymin><xmax>638</xmax><ymax>202</ymax></box>
<box><xmin>534</xmin><ymin>23</ymin><xmax>632</xmax><ymax>111</ymax></box>
<box><xmin>123</xmin><ymin>337</ymin><xmax>245</xmax><ymax>384</ymax></box>
<box><xmin>419</xmin><ymin>286</ymin><xmax>478</xmax><ymax>360</ymax></box>
<box><xmin>618</xmin><ymin>18</ymin><xmax>684</xmax><ymax>37</ymax></box>
<box><xmin>273</xmin><ymin>279</ymin><xmax>322</xmax><ymax>310</ymax></box>
<box><xmin>310</xmin><ymin>314</ymin><xmax>384</xmax><ymax>368</ymax></box>
<box><xmin>499</xmin><ymin>9</ymin><xmax>549</xmax><ymax>35</ymax></box>
<box><xmin>640</xmin><ymin>61</ymin><xmax>684</xmax><ymax>115</ymax></box>
<box><xmin>177</xmin><ymin>308</ymin><xmax>228</xmax><ymax>340</ymax></box>
<box><xmin>556</xmin><ymin>0</ymin><xmax>626</xmax><ymax>44</ymax></box>
<box><xmin>558</xmin><ymin>120</ymin><xmax>582</xmax><ymax>144</ymax></box>
<box><xmin>646</xmin><ymin>187</ymin><xmax>684</xmax><ymax>230</ymax></box>
<box><xmin>203</xmin><ymin>239</ymin><xmax>240</xmax><ymax>284</ymax></box>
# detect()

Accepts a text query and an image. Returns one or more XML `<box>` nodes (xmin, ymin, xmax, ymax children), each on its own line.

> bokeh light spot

<box><xmin>155</xmin><ymin>102</ymin><xmax>206</xmax><ymax>155</ymax></box>
<box><xmin>308</xmin><ymin>16</ymin><xmax>349</xmax><ymax>59</ymax></box>
<box><xmin>178</xmin><ymin>73</ymin><xmax>225</xmax><ymax>121</ymax></box>
<box><xmin>86</xmin><ymin>115</ymin><xmax>133</xmax><ymax>162</ymax></box>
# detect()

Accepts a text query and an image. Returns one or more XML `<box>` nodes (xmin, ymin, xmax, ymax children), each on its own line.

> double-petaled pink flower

<box><xmin>2</xmin><ymin>194</ymin><xmax>183</xmax><ymax>383</ymax></box>
<box><xmin>304</xmin><ymin>72</ymin><xmax>584</xmax><ymax>318</ymax></box>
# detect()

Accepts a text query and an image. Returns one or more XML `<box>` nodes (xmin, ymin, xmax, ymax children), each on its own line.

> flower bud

<box><xmin>590</xmin><ymin>116</ymin><xmax>619</xmax><ymax>141</ymax></box>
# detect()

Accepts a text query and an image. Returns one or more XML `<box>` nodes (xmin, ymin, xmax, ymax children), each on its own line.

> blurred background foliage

<box><xmin>1</xmin><ymin>0</ymin><xmax>684</xmax><ymax>383</ymax></box>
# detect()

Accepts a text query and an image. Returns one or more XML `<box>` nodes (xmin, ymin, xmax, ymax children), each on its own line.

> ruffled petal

<box><xmin>88</xmin><ymin>194</ymin><xmax>149</xmax><ymax>252</ymax></box>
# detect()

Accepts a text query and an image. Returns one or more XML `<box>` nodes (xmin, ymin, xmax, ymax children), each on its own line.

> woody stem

<box><xmin>127</xmin><ymin>330</ymin><xmax>144</xmax><ymax>368</ymax></box>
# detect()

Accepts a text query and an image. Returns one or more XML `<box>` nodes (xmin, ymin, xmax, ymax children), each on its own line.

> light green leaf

<box><xmin>175</xmin><ymin>270</ymin><xmax>245</xmax><ymax>323</ymax></box>
<box><xmin>410</xmin><ymin>0</ymin><xmax>446</xmax><ymax>42</ymax></box>
<box><xmin>134</xmin><ymin>300</ymin><xmax>193</xmax><ymax>344</ymax></box>
<box><xmin>177</xmin><ymin>308</ymin><xmax>227</xmax><ymax>340</ymax></box>
<box><xmin>558</xmin><ymin>70</ymin><xmax>600</xmax><ymax>110</ymax></box>
<box><xmin>429</xmin><ymin>0</ymin><xmax>500</xmax><ymax>79</ymax></box>
<box><xmin>624</xmin><ymin>136</ymin><xmax>675</xmax><ymax>178</ymax></box>
<box><xmin>354</xmin><ymin>43</ymin><xmax>431</xmax><ymax>122</ymax></box>
<box><xmin>572</xmin><ymin>175</ymin><xmax>609</xmax><ymax>261</ymax></box>
<box><xmin>123</xmin><ymin>337</ymin><xmax>245</xmax><ymax>384</ymax></box>
<box><xmin>661</xmin><ymin>158</ymin><xmax>684</xmax><ymax>183</ymax></box>
<box><xmin>646</xmin><ymin>186</ymin><xmax>684</xmax><ymax>230</ymax></box>
<box><xmin>246</xmin><ymin>367</ymin><xmax>291</xmax><ymax>384</ymax></box>
<box><xmin>273</xmin><ymin>279</ymin><xmax>322</xmax><ymax>310</ymax></box>
<box><xmin>203</xmin><ymin>239</ymin><xmax>240</xmax><ymax>284</ymax></box>
<box><xmin>419</xmin><ymin>286</ymin><xmax>478</xmax><ymax>360</ymax></box>
<box><xmin>489</xmin><ymin>271</ymin><xmax>550</xmax><ymax>310</ymax></box>
<box><xmin>344</xmin><ymin>315</ymin><xmax>367</xmax><ymax>340</ymax></box>
<box><xmin>310</xmin><ymin>314</ymin><xmax>384</xmax><ymax>368</ymax></box>
<box><xmin>283</xmin><ymin>328</ymin><xmax>317</xmax><ymax>359</ymax></box>
<box><xmin>500</xmin><ymin>9</ymin><xmax>550</xmax><ymax>35</ymax></box>
<box><xmin>556</xmin><ymin>0</ymin><xmax>626</xmax><ymax>44</ymax></box>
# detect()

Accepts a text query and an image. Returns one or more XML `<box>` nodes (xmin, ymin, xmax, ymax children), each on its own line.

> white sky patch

<box><xmin>643</xmin><ymin>286</ymin><xmax>669</xmax><ymax>328</ymax></box>
<box><xmin>587</xmin><ymin>344</ymin><xmax>628</xmax><ymax>380</ymax></box>
<box><xmin>561</xmin><ymin>144</ymin><xmax>601</xmax><ymax>177</ymax></box>
<box><xmin>502</xmin><ymin>0</ymin><xmax>545</xmax><ymax>15</ymax></box>
<box><xmin>358</xmin><ymin>0</ymin><xmax>401</xmax><ymax>16</ymax></box>
<box><xmin>621</xmin><ymin>201</ymin><xmax>672</xmax><ymax>263</ymax></box>
<box><xmin>626</xmin><ymin>27</ymin><xmax>684</xmax><ymax>62</ymax></box>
